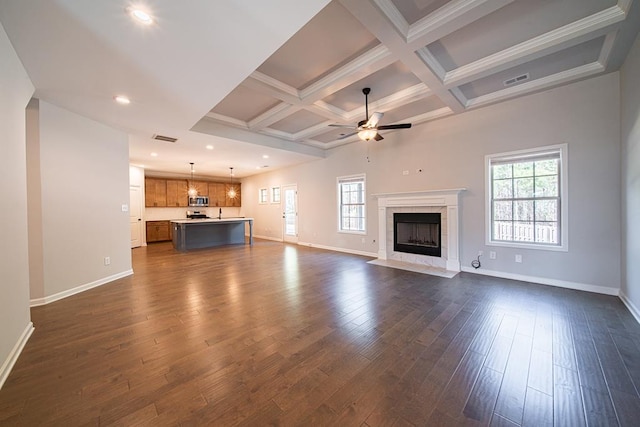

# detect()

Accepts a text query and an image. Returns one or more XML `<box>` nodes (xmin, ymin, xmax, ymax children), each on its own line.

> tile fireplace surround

<box><xmin>371</xmin><ymin>189</ymin><xmax>465</xmax><ymax>276</ymax></box>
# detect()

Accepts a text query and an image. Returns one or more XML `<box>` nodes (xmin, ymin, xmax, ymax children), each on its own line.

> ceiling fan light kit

<box><xmin>331</xmin><ymin>88</ymin><xmax>412</xmax><ymax>142</ymax></box>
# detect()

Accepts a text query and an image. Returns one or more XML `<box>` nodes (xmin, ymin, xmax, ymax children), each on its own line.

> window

<box><xmin>338</xmin><ymin>174</ymin><xmax>366</xmax><ymax>233</ymax></box>
<box><xmin>486</xmin><ymin>144</ymin><xmax>567</xmax><ymax>251</ymax></box>
<box><xmin>271</xmin><ymin>186</ymin><xmax>281</xmax><ymax>204</ymax></box>
<box><xmin>258</xmin><ymin>188</ymin><xmax>268</xmax><ymax>204</ymax></box>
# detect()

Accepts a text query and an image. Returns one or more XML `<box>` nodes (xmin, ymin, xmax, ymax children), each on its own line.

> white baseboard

<box><xmin>30</xmin><ymin>269</ymin><xmax>133</xmax><ymax>307</ymax></box>
<box><xmin>460</xmin><ymin>266</ymin><xmax>619</xmax><ymax>296</ymax></box>
<box><xmin>297</xmin><ymin>241</ymin><xmax>377</xmax><ymax>258</ymax></box>
<box><xmin>250</xmin><ymin>234</ymin><xmax>283</xmax><ymax>242</ymax></box>
<box><xmin>619</xmin><ymin>292</ymin><xmax>640</xmax><ymax>324</ymax></box>
<box><xmin>0</xmin><ymin>322</ymin><xmax>34</xmax><ymax>390</ymax></box>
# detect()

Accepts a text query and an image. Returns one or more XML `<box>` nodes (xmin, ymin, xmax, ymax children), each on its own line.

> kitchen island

<box><xmin>171</xmin><ymin>218</ymin><xmax>253</xmax><ymax>251</ymax></box>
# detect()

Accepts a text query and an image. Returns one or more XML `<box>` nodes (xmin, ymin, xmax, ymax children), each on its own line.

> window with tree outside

<box><xmin>487</xmin><ymin>144</ymin><xmax>567</xmax><ymax>250</ymax></box>
<box><xmin>338</xmin><ymin>175</ymin><xmax>366</xmax><ymax>233</ymax></box>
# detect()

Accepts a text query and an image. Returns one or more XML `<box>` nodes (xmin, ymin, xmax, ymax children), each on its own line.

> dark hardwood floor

<box><xmin>1</xmin><ymin>240</ymin><xmax>640</xmax><ymax>426</ymax></box>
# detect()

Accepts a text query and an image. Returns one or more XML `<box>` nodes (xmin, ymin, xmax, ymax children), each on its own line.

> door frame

<box><xmin>281</xmin><ymin>184</ymin><xmax>298</xmax><ymax>243</ymax></box>
<box><xmin>130</xmin><ymin>184</ymin><xmax>144</xmax><ymax>248</ymax></box>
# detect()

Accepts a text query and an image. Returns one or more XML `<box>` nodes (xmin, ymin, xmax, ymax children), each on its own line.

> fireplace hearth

<box><xmin>394</xmin><ymin>213</ymin><xmax>441</xmax><ymax>257</ymax></box>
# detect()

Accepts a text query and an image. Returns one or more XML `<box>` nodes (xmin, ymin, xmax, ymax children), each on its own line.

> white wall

<box><xmin>243</xmin><ymin>73</ymin><xmax>622</xmax><ymax>294</ymax></box>
<box><xmin>0</xmin><ymin>22</ymin><xmax>34</xmax><ymax>388</ymax></box>
<box><xmin>28</xmin><ymin>100</ymin><xmax>132</xmax><ymax>304</ymax></box>
<box><xmin>621</xmin><ymin>33</ymin><xmax>640</xmax><ymax>320</ymax></box>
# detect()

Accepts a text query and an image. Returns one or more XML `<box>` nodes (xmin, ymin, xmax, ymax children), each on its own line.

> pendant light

<box><xmin>187</xmin><ymin>162</ymin><xmax>198</xmax><ymax>197</ymax></box>
<box><xmin>227</xmin><ymin>167</ymin><xmax>237</xmax><ymax>199</ymax></box>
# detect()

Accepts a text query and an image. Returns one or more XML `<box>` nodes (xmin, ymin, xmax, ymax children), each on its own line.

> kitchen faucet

<box><xmin>218</xmin><ymin>208</ymin><xmax>222</xmax><ymax>219</ymax></box>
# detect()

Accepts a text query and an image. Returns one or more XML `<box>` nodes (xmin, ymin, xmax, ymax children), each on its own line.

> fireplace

<box><xmin>394</xmin><ymin>213</ymin><xmax>441</xmax><ymax>257</ymax></box>
<box><xmin>373</xmin><ymin>189</ymin><xmax>464</xmax><ymax>274</ymax></box>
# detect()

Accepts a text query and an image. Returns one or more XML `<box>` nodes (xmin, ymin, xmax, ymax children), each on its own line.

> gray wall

<box><xmin>0</xmin><ymin>22</ymin><xmax>34</xmax><ymax>387</ymax></box>
<box><xmin>621</xmin><ymin>33</ymin><xmax>640</xmax><ymax>319</ymax></box>
<box><xmin>27</xmin><ymin>100</ymin><xmax>132</xmax><ymax>303</ymax></box>
<box><xmin>243</xmin><ymin>72</ymin><xmax>622</xmax><ymax>294</ymax></box>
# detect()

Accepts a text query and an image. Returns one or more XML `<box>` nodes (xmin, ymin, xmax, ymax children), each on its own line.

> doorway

<box><xmin>282</xmin><ymin>184</ymin><xmax>298</xmax><ymax>243</ymax></box>
<box><xmin>130</xmin><ymin>185</ymin><xmax>143</xmax><ymax>248</ymax></box>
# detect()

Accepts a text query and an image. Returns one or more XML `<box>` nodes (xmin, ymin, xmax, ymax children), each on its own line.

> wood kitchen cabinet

<box><xmin>145</xmin><ymin>178</ymin><xmax>167</xmax><ymax>207</ymax></box>
<box><xmin>146</xmin><ymin>220</ymin><xmax>172</xmax><ymax>243</ymax></box>
<box><xmin>208</xmin><ymin>183</ymin><xmax>227</xmax><ymax>207</ymax></box>
<box><xmin>145</xmin><ymin>176</ymin><xmax>241</xmax><ymax>207</ymax></box>
<box><xmin>188</xmin><ymin>180</ymin><xmax>209</xmax><ymax>196</ymax></box>
<box><xmin>225</xmin><ymin>183</ymin><xmax>241</xmax><ymax>207</ymax></box>
<box><xmin>166</xmin><ymin>179</ymin><xmax>189</xmax><ymax>207</ymax></box>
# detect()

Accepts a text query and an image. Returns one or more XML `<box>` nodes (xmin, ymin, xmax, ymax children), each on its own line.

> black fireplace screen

<box><xmin>393</xmin><ymin>213</ymin><xmax>442</xmax><ymax>257</ymax></box>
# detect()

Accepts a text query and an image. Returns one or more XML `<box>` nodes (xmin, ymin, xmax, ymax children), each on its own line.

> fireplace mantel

<box><xmin>373</xmin><ymin>189</ymin><xmax>465</xmax><ymax>273</ymax></box>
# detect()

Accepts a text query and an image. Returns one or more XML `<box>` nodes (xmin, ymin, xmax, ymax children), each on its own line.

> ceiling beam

<box><xmin>339</xmin><ymin>0</ymin><xmax>466</xmax><ymax>113</ymax></box>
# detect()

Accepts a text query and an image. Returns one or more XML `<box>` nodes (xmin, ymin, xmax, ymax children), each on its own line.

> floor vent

<box><xmin>503</xmin><ymin>73</ymin><xmax>530</xmax><ymax>87</ymax></box>
<box><xmin>152</xmin><ymin>134</ymin><xmax>178</xmax><ymax>143</ymax></box>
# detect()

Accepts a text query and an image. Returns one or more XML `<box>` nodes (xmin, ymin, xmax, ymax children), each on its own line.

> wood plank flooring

<box><xmin>1</xmin><ymin>240</ymin><xmax>640</xmax><ymax>426</ymax></box>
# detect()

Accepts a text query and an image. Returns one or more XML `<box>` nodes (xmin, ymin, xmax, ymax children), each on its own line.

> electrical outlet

<box><xmin>402</xmin><ymin>170</ymin><xmax>409</xmax><ymax>175</ymax></box>
<box><xmin>515</xmin><ymin>254</ymin><xmax>522</xmax><ymax>263</ymax></box>
<box><xmin>478</xmin><ymin>250</ymin><xmax>483</xmax><ymax>256</ymax></box>
<box><xmin>361</xmin><ymin>237</ymin><xmax>366</xmax><ymax>244</ymax></box>
<box><xmin>104</xmin><ymin>256</ymin><xmax>111</xmax><ymax>266</ymax></box>
<box><xmin>490</xmin><ymin>251</ymin><xmax>496</xmax><ymax>259</ymax></box>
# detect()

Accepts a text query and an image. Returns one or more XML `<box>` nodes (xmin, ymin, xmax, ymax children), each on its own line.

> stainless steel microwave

<box><xmin>188</xmin><ymin>196</ymin><xmax>209</xmax><ymax>207</ymax></box>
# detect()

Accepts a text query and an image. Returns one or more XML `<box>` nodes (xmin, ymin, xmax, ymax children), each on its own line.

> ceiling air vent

<box><xmin>152</xmin><ymin>134</ymin><xmax>178</xmax><ymax>143</ymax></box>
<box><xmin>503</xmin><ymin>73</ymin><xmax>530</xmax><ymax>87</ymax></box>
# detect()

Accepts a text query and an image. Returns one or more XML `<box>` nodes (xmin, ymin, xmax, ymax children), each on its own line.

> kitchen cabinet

<box><xmin>146</xmin><ymin>220</ymin><xmax>171</xmax><ymax>243</ymax></box>
<box><xmin>166</xmin><ymin>179</ymin><xmax>189</xmax><ymax>207</ymax></box>
<box><xmin>208</xmin><ymin>183</ymin><xmax>227</xmax><ymax>207</ymax></box>
<box><xmin>188</xmin><ymin>180</ymin><xmax>209</xmax><ymax>196</ymax></box>
<box><xmin>145</xmin><ymin>177</ymin><xmax>241</xmax><ymax>207</ymax></box>
<box><xmin>225</xmin><ymin>183</ymin><xmax>241</xmax><ymax>207</ymax></box>
<box><xmin>145</xmin><ymin>178</ymin><xmax>167</xmax><ymax>207</ymax></box>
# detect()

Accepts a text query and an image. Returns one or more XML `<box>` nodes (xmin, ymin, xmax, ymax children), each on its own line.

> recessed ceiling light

<box><xmin>262</xmin><ymin>154</ymin><xmax>269</xmax><ymax>159</ymax></box>
<box><xmin>150</xmin><ymin>152</ymin><xmax>158</xmax><ymax>157</ymax></box>
<box><xmin>114</xmin><ymin>95</ymin><xmax>130</xmax><ymax>105</ymax></box>
<box><xmin>206</xmin><ymin>145</ymin><xmax>214</xmax><ymax>150</ymax></box>
<box><xmin>126</xmin><ymin>7</ymin><xmax>154</xmax><ymax>25</ymax></box>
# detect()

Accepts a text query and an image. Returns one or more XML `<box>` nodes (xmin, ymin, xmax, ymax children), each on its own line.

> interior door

<box><xmin>282</xmin><ymin>184</ymin><xmax>298</xmax><ymax>243</ymax></box>
<box><xmin>130</xmin><ymin>185</ymin><xmax>143</xmax><ymax>248</ymax></box>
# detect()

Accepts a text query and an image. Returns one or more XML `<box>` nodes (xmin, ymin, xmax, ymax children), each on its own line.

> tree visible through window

<box><xmin>338</xmin><ymin>175</ymin><xmax>365</xmax><ymax>233</ymax></box>
<box><xmin>487</xmin><ymin>145</ymin><xmax>567</xmax><ymax>249</ymax></box>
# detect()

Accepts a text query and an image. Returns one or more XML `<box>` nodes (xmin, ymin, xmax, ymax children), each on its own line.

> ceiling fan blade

<box><xmin>328</xmin><ymin>124</ymin><xmax>355</xmax><ymax>128</ymax></box>
<box><xmin>376</xmin><ymin>123</ymin><xmax>412</xmax><ymax>130</ymax></box>
<box><xmin>337</xmin><ymin>131</ymin><xmax>358</xmax><ymax>140</ymax></box>
<box><xmin>366</xmin><ymin>112</ymin><xmax>383</xmax><ymax>128</ymax></box>
<box><xmin>374</xmin><ymin>133</ymin><xmax>384</xmax><ymax>141</ymax></box>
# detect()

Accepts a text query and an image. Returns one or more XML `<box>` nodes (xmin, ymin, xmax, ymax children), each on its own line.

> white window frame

<box><xmin>258</xmin><ymin>188</ymin><xmax>268</xmax><ymax>204</ymax></box>
<box><xmin>485</xmin><ymin>143</ymin><xmax>568</xmax><ymax>251</ymax></box>
<box><xmin>337</xmin><ymin>174</ymin><xmax>366</xmax><ymax>234</ymax></box>
<box><xmin>270</xmin><ymin>186</ymin><xmax>281</xmax><ymax>204</ymax></box>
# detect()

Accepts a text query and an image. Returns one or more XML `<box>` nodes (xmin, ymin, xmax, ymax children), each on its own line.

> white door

<box><xmin>130</xmin><ymin>185</ymin><xmax>143</xmax><ymax>248</ymax></box>
<box><xmin>282</xmin><ymin>184</ymin><xmax>298</xmax><ymax>243</ymax></box>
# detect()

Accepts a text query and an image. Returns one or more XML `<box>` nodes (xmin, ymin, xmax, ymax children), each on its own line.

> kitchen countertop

<box><xmin>171</xmin><ymin>217</ymin><xmax>253</xmax><ymax>224</ymax></box>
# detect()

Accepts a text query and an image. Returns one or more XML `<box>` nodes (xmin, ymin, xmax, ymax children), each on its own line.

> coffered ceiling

<box><xmin>1</xmin><ymin>0</ymin><xmax>638</xmax><ymax>178</ymax></box>
<box><xmin>196</xmin><ymin>0</ymin><xmax>640</xmax><ymax>151</ymax></box>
